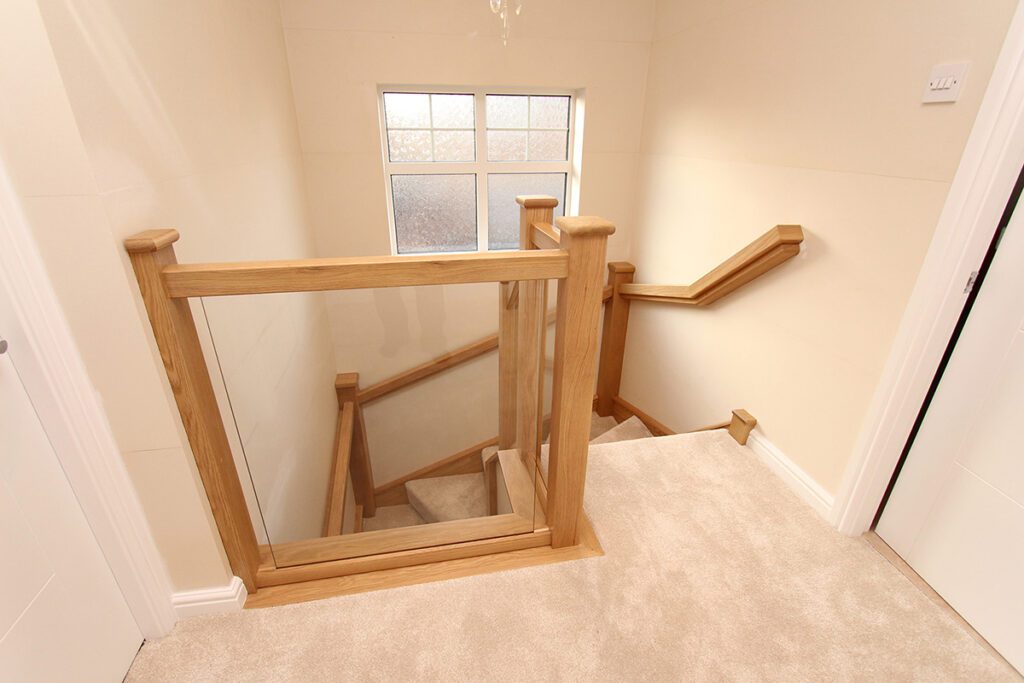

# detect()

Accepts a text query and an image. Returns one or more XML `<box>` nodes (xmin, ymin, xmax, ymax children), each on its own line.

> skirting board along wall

<box><xmin>171</xmin><ymin>577</ymin><xmax>247</xmax><ymax>619</ymax></box>
<box><xmin>746</xmin><ymin>429</ymin><xmax>835</xmax><ymax>520</ymax></box>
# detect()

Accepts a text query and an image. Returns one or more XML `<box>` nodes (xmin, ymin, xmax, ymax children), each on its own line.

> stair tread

<box><xmin>545</xmin><ymin>412</ymin><xmax>619</xmax><ymax>444</ymax></box>
<box><xmin>590</xmin><ymin>415</ymin><xmax>654</xmax><ymax>445</ymax></box>
<box><xmin>541</xmin><ymin>415</ymin><xmax>657</xmax><ymax>473</ymax></box>
<box><xmin>589</xmin><ymin>414</ymin><xmax>619</xmax><ymax>440</ymax></box>
<box><xmin>360</xmin><ymin>504</ymin><xmax>425</xmax><ymax>532</ymax></box>
<box><xmin>405</xmin><ymin>473</ymin><xmax>487</xmax><ymax>523</ymax></box>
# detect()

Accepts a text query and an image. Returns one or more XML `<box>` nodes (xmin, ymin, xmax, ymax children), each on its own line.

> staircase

<box><xmin>363</xmin><ymin>413</ymin><xmax>654</xmax><ymax>532</ymax></box>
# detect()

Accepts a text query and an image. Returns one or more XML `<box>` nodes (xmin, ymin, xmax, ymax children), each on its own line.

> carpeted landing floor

<box><xmin>128</xmin><ymin>431</ymin><xmax>1018</xmax><ymax>681</ymax></box>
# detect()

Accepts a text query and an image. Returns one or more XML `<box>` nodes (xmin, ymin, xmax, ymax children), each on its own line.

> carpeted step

<box><xmin>360</xmin><ymin>504</ymin><xmax>425</xmax><ymax>532</ymax></box>
<box><xmin>405</xmin><ymin>473</ymin><xmax>488</xmax><ymax>523</ymax></box>
<box><xmin>590</xmin><ymin>415</ymin><xmax>653</xmax><ymax>445</ymax></box>
<box><xmin>546</xmin><ymin>412</ymin><xmax>619</xmax><ymax>444</ymax></box>
<box><xmin>589</xmin><ymin>413</ymin><xmax>619</xmax><ymax>440</ymax></box>
<box><xmin>541</xmin><ymin>415</ymin><xmax>657</xmax><ymax>474</ymax></box>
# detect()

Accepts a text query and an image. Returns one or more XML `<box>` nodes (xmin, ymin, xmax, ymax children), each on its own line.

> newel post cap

<box><xmin>607</xmin><ymin>261</ymin><xmax>636</xmax><ymax>274</ymax></box>
<box><xmin>124</xmin><ymin>229</ymin><xmax>180</xmax><ymax>254</ymax></box>
<box><xmin>554</xmin><ymin>216</ymin><xmax>616</xmax><ymax>237</ymax></box>
<box><xmin>515</xmin><ymin>195</ymin><xmax>559</xmax><ymax>209</ymax></box>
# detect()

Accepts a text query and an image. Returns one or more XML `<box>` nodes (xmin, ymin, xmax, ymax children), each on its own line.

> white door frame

<box><xmin>0</xmin><ymin>161</ymin><xmax>176</xmax><ymax>638</ymax></box>
<box><xmin>832</xmin><ymin>0</ymin><xmax>1024</xmax><ymax>535</ymax></box>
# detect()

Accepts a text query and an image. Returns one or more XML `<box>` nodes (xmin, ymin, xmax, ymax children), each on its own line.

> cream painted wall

<box><xmin>279</xmin><ymin>0</ymin><xmax>654</xmax><ymax>482</ymax></box>
<box><xmin>1</xmin><ymin>0</ymin><xmax>339</xmax><ymax>585</ymax></box>
<box><xmin>622</xmin><ymin>0</ymin><xmax>1017</xmax><ymax>496</ymax></box>
<box><xmin>37</xmin><ymin>0</ymin><xmax>340</xmax><ymax>548</ymax></box>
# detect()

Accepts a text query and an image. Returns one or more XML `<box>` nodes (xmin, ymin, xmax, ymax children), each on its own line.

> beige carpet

<box><xmin>128</xmin><ymin>431</ymin><xmax>1018</xmax><ymax>681</ymax></box>
<box><xmin>360</xmin><ymin>504</ymin><xmax>424</xmax><ymax>532</ymax></box>
<box><xmin>589</xmin><ymin>415</ymin><xmax>653</xmax><ymax>445</ymax></box>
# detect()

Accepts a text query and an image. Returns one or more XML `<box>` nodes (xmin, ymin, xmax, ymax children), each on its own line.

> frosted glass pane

<box><xmin>434</xmin><ymin>130</ymin><xmax>475</xmax><ymax>162</ymax></box>
<box><xmin>487</xmin><ymin>95</ymin><xmax>528</xmax><ymax>128</ymax></box>
<box><xmin>431</xmin><ymin>94</ymin><xmax>474</xmax><ymax>128</ymax></box>
<box><xmin>388</xmin><ymin>130</ymin><xmax>432</xmax><ymax>162</ymax></box>
<box><xmin>392</xmin><ymin>174</ymin><xmax>477</xmax><ymax>254</ymax></box>
<box><xmin>530</xmin><ymin>96</ymin><xmax>570</xmax><ymax>129</ymax></box>
<box><xmin>487</xmin><ymin>173</ymin><xmax>566</xmax><ymax>250</ymax></box>
<box><xmin>487</xmin><ymin>130</ymin><xmax>527</xmax><ymax>161</ymax></box>
<box><xmin>528</xmin><ymin>131</ymin><xmax>568</xmax><ymax>161</ymax></box>
<box><xmin>384</xmin><ymin>93</ymin><xmax>430</xmax><ymax>128</ymax></box>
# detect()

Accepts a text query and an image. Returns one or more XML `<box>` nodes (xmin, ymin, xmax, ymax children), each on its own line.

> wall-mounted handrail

<box><xmin>618</xmin><ymin>225</ymin><xmax>804</xmax><ymax>306</ymax></box>
<box><xmin>593</xmin><ymin>225</ymin><xmax>804</xmax><ymax>419</ymax></box>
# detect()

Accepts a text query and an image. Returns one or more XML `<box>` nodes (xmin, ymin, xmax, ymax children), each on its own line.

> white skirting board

<box><xmin>171</xmin><ymin>577</ymin><xmax>247</xmax><ymax>619</ymax></box>
<box><xmin>745</xmin><ymin>429</ymin><xmax>834</xmax><ymax>520</ymax></box>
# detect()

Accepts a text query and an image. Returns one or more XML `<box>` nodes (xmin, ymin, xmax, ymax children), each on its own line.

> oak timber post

<box><xmin>546</xmin><ymin>216</ymin><xmax>614</xmax><ymax>547</ymax></box>
<box><xmin>596</xmin><ymin>262</ymin><xmax>636</xmax><ymax>416</ymax></box>
<box><xmin>124</xmin><ymin>229</ymin><xmax>260</xmax><ymax>591</ymax></box>
<box><xmin>513</xmin><ymin>195</ymin><xmax>556</xmax><ymax>467</ymax></box>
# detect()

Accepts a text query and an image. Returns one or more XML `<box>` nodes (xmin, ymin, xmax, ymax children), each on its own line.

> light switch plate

<box><xmin>923</xmin><ymin>62</ymin><xmax>970</xmax><ymax>104</ymax></box>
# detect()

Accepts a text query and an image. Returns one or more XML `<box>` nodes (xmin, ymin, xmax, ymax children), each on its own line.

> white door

<box><xmin>0</xmin><ymin>309</ymin><xmax>143</xmax><ymax>680</ymax></box>
<box><xmin>876</xmin><ymin>184</ymin><xmax>1024</xmax><ymax>672</ymax></box>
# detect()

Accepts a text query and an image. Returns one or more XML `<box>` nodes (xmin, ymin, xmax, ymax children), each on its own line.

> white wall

<box><xmin>622</xmin><ymin>0</ymin><xmax>1017</xmax><ymax>496</ymax></box>
<box><xmin>280</xmin><ymin>0</ymin><xmax>654</xmax><ymax>483</ymax></box>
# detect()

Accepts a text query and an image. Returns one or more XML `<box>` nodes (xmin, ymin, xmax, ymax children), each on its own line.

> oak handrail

<box><xmin>359</xmin><ymin>309</ymin><xmax>559</xmax><ymax>405</ymax></box>
<box><xmin>359</xmin><ymin>336</ymin><xmax>499</xmax><ymax>404</ymax></box>
<box><xmin>531</xmin><ymin>222</ymin><xmax>561</xmax><ymax>250</ymax></box>
<box><xmin>618</xmin><ymin>225</ymin><xmax>803</xmax><ymax>306</ymax></box>
<box><xmin>149</xmin><ymin>248</ymin><xmax>569</xmax><ymax>298</ymax></box>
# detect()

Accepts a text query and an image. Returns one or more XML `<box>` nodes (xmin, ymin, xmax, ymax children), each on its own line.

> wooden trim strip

<box><xmin>254</xmin><ymin>529</ymin><xmax>552</xmax><ymax>590</ymax></box>
<box><xmin>359</xmin><ymin>336</ymin><xmax>498</xmax><ymax>404</ymax></box>
<box><xmin>619</xmin><ymin>225</ymin><xmax>803</xmax><ymax>306</ymax></box>
<box><xmin>162</xmin><ymin>250</ymin><xmax>569</xmax><ymax>298</ymax></box>
<box><xmin>374</xmin><ymin>437</ymin><xmax>497</xmax><ymax>506</ymax></box>
<box><xmin>248</xmin><ymin>514</ymin><xmax>602</xmax><ymax>606</ymax></box>
<box><xmin>531</xmin><ymin>222</ymin><xmax>561</xmax><ymax>250</ymax></box>
<box><xmin>323</xmin><ymin>402</ymin><xmax>355</xmax><ymax>536</ymax></box>
<box><xmin>271</xmin><ymin>513</ymin><xmax>534</xmax><ymax>567</ymax></box>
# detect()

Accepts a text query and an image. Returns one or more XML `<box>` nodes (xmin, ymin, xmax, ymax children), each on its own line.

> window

<box><xmin>379</xmin><ymin>88</ymin><xmax>577</xmax><ymax>254</ymax></box>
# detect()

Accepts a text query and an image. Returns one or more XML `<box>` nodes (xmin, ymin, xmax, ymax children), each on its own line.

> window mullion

<box><xmin>475</xmin><ymin>90</ymin><xmax>489</xmax><ymax>252</ymax></box>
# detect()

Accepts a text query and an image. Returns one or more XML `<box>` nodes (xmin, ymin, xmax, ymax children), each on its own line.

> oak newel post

<box><xmin>124</xmin><ymin>229</ymin><xmax>260</xmax><ymax>591</ymax></box>
<box><xmin>596</xmin><ymin>262</ymin><xmax>635</xmax><ymax>416</ymax></box>
<box><xmin>546</xmin><ymin>216</ymin><xmax>614</xmax><ymax>547</ymax></box>
<box><xmin>514</xmin><ymin>195</ymin><xmax>556</xmax><ymax>466</ymax></box>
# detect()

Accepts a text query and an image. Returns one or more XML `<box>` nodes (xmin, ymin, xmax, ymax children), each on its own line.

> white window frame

<box><xmin>377</xmin><ymin>85</ymin><xmax>580</xmax><ymax>255</ymax></box>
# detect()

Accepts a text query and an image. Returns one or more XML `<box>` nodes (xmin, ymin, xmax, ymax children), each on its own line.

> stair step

<box><xmin>405</xmin><ymin>473</ymin><xmax>487</xmax><ymax>523</ymax></box>
<box><xmin>589</xmin><ymin>413</ymin><xmax>619</xmax><ymax>440</ymax></box>
<box><xmin>590</xmin><ymin>416</ymin><xmax>653</xmax><ymax>445</ymax></box>
<box><xmin>361</xmin><ymin>504</ymin><xmax>425</xmax><ymax>532</ymax></box>
<box><xmin>541</xmin><ymin>415</ymin><xmax>657</xmax><ymax>474</ymax></box>
<box><xmin>546</xmin><ymin>412</ymin><xmax>619</xmax><ymax>444</ymax></box>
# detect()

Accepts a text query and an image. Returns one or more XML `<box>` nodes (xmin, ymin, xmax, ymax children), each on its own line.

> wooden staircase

<box><xmin>124</xmin><ymin>193</ymin><xmax>801</xmax><ymax>608</ymax></box>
